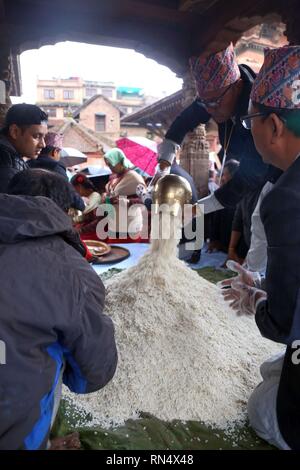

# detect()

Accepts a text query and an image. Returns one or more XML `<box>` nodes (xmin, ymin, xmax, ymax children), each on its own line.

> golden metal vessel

<box><xmin>152</xmin><ymin>174</ymin><xmax>192</xmax><ymax>216</ymax></box>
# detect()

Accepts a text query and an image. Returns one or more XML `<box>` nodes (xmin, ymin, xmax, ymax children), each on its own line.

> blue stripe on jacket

<box><xmin>23</xmin><ymin>343</ymin><xmax>64</xmax><ymax>450</ymax></box>
<box><xmin>23</xmin><ymin>342</ymin><xmax>87</xmax><ymax>450</ymax></box>
<box><xmin>61</xmin><ymin>346</ymin><xmax>87</xmax><ymax>394</ymax></box>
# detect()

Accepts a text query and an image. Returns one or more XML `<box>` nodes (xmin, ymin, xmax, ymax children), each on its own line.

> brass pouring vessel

<box><xmin>152</xmin><ymin>174</ymin><xmax>192</xmax><ymax>216</ymax></box>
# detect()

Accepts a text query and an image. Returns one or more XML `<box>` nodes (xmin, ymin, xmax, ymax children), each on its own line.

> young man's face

<box><xmin>9</xmin><ymin>124</ymin><xmax>47</xmax><ymax>159</ymax></box>
<box><xmin>51</xmin><ymin>148</ymin><xmax>61</xmax><ymax>162</ymax></box>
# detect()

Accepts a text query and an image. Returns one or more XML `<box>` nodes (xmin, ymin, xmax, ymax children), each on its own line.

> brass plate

<box><xmin>85</xmin><ymin>240</ymin><xmax>111</xmax><ymax>257</ymax></box>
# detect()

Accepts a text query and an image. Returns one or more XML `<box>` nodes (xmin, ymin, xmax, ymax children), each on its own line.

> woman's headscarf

<box><xmin>104</xmin><ymin>148</ymin><xmax>133</xmax><ymax>170</ymax></box>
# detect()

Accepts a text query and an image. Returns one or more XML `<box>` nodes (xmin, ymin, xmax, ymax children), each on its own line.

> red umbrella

<box><xmin>116</xmin><ymin>136</ymin><xmax>158</xmax><ymax>177</ymax></box>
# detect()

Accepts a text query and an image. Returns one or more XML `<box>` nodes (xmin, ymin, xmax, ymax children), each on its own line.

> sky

<box><xmin>12</xmin><ymin>41</ymin><xmax>183</xmax><ymax>103</ymax></box>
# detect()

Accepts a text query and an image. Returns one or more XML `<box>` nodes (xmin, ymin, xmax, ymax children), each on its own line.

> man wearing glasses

<box><xmin>150</xmin><ymin>43</ymin><xmax>275</xmax><ymax>215</ymax></box>
<box><xmin>221</xmin><ymin>45</ymin><xmax>300</xmax><ymax>450</ymax></box>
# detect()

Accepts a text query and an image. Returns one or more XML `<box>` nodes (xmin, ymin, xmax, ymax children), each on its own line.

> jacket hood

<box><xmin>0</xmin><ymin>194</ymin><xmax>72</xmax><ymax>243</ymax></box>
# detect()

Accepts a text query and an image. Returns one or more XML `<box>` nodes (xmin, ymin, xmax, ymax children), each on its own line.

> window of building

<box><xmin>102</xmin><ymin>88</ymin><xmax>113</xmax><ymax>99</ymax></box>
<box><xmin>85</xmin><ymin>87</ymin><xmax>97</xmax><ymax>98</ymax></box>
<box><xmin>63</xmin><ymin>89</ymin><xmax>74</xmax><ymax>100</ymax></box>
<box><xmin>95</xmin><ymin>114</ymin><xmax>106</xmax><ymax>132</ymax></box>
<box><xmin>44</xmin><ymin>89</ymin><xmax>55</xmax><ymax>99</ymax></box>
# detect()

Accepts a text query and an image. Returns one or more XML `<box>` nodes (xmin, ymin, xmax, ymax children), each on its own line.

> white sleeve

<box><xmin>196</xmin><ymin>193</ymin><xmax>224</xmax><ymax>214</ymax></box>
<box><xmin>157</xmin><ymin>139</ymin><xmax>180</xmax><ymax>165</ymax></box>
<box><xmin>245</xmin><ymin>182</ymin><xmax>274</xmax><ymax>273</ymax></box>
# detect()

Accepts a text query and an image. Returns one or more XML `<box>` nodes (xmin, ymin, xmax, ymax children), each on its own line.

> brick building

<box><xmin>36</xmin><ymin>77</ymin><xmax>84</xmax><ymax>120</ymax></box>
<box><xmin>51</xmin><ymin>118</ymin><xmax>112</xmax><ymax>168</ymax></box>
<box><xmin>72</xmin><ymin>94</ymin><xmax>120</xmax><ymax>142</ymax></box>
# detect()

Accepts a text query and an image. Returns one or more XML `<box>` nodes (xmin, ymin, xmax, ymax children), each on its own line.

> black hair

<box><xmin>7</xmin><ymin>169</ymin><xmax>73</xmax><ymax>213</ymax></box>
<box><xmin>1</xmin><ymin>124</ymin><xmax>31</xmax><ymax>137</ymax></box>
<box><xmin>224</xmin><ymin>158</ymin><xmax>240</xmax><ymax>177</ymax></box>
<box><xmin>2</xmin><ymin>104</ymin><xmax>48</xmax><ymax>136</ymax></box>
<box><xmin>40</xmin><ymin>145</ymin><xmax>58</xmax><ymax>156</ymax></box>
<box><xmin>70</xmin><ymin>173</ymin><xmax>96</xmax><ymax>191</ymax></box>
<box><xmin>254</xmin><ymin>103</ymin><xmax>300</xmax><ymax>138</ymax></box>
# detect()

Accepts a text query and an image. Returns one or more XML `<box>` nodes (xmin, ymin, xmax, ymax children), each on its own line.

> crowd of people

<box><xmin>0</xmin><ymin>41</ymin><xmax>300</xmax><ymax>450</ymax></box>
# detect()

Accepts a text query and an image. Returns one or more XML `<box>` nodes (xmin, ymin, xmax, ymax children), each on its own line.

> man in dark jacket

<box><xmin>151</xmin><ymin>43</ymin><xmax>274</xmax><ymax>214</ymax></box>
<box><xmin>28</xmin><ymin>132</ymin><xmax>85</xmax><ymax>211</ymax></box>
<box><xmin>0</xmin><ymin>104</ymin><xmax>48</xmax><ymax>193</ymax></box>
<box><xmin>220</xmin><ymin>45</ymin><xmax>300</xmax><ymax>450</ymax></box>
<box><xmin>28</xmin><ymin>131</ymin><xmax>67</xmax><ymax>177</ymax></box>
<box><xmin>0</xmin><ymin>193</ymin><xmax>117</xmax><ymax>450</ymax></box>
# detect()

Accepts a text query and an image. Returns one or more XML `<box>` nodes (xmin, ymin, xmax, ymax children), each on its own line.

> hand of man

<box><xmin>222</xmin><ymin>281</ymin><xmax>267</xmax><ymax>316</ymax></box>
<box><xmin>218</xmin><ymin>260</ymin><xmax>265</xmax><ymax>315</ymax></box>
<box><xmin>218</xmin><ymin>260</ymin><xmax>261</xmax><ymax>290</ymax></box>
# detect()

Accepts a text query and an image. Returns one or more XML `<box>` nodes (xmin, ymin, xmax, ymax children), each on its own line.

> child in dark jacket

<box><xmin>0</xmin><ymin>170</ymin><xmax>117</xmax><ymax>449</ymax></box>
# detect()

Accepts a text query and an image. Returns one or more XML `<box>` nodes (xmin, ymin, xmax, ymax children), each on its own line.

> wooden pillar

<box><xmin>179</xmin><ymin>70</ymin><xmax>210</xmax><ymax>198</ymax></box>
<box><xmin>0</xmin><ymin>2</ymin><xmax>11</xmax><ymax>128</ymax></box>
<box><xmin>0</xmin><ymin>52</ymin><xmax>12</xmax><ymax>128</ymax></box>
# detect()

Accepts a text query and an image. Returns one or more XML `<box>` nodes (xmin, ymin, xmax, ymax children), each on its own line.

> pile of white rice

<box><xmin>66</xmin><ymin>216</ymin><xmax>281</xmax><ymax>430</ymax></box>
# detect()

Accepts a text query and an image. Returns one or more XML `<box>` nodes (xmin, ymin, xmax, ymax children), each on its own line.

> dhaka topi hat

<box><xmin>45</xmin><ymin>132</ymin><xmax>63</xmax><ymax>149</ymax></box>
<box><xmin>250</xmin><ymin>45</ymin><xmax>300</xmax><ymax>109</ymax></box>
<box><xmin>189</xmin><ymin>43</ymin><xmax>241</xmax><ymax>96</ymax></box>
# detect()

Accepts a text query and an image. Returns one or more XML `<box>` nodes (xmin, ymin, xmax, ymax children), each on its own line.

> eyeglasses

<box><xmin>199</xmin><ymin>84</ymin><xmax>234</xmax><ymax>109</ymax></box>
<box><xmin>240</xmin><ymin>112</ymin><xmax>287</xmax><ymax>130</ymax></box>
<box><xmin>240</xmin><ymin>112</ymin><xmax>267</xmax><ymax>130</ymax></box>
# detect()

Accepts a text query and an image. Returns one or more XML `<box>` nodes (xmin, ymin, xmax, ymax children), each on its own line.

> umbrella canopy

<box><xmin>60</xmin><ymin>147</ymin><xmax>88</xmax><ymax>167</ymax></box>
<box><xmin>116</xmin><ymin>137</ymin><xmax>158</xmax><ymax>177</ymax></box>
<box><xmin>87</xmin><ymin>166</ymin><xmax>112</xmax><ymax>176</ymax></box>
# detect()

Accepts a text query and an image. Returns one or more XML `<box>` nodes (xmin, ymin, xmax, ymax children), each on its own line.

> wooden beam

<box><xmin>179</xmin><ymin>0</ymin><xmax>218</xmax><ymax>13</ymax></box>
<box><xmin>9</xmin><ymin>0</ymin><xmax>201</xmax><ymax>26</ymax></box>
<box><xmin>117</xmin><ymin>0</ymin><xmax>200</xmax><ymax>27</ymax></box>
<box><xmin>5</xmin><ymin>0</ymin><xmax>193</xmax><ymax>74</ymax></box>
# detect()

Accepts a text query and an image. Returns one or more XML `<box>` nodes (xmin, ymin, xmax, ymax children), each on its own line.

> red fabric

<box><xmin>80</xmin><ymin>232</ymin><xmax>149</xmax><ymax>244</ymax></box>
<box><xmin>80</xmin><ymin>239</ymin><xmax>94</xmax><ymax>262</ymax></box>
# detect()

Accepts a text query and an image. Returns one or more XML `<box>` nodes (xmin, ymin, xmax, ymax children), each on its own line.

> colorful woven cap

<box><xmin>190</xmin><ymin>43</ymin><xmax>241</xmax><ymax>96</ymax></box>
<box><xmin>251</xmin><ymin>46</ymin><xmax>300</xmax><ymax>109</ymax></box>
<box><xmin>45</xmin><ymin>132</ymin><xmax>63</xmax><ymax>149</ymax></box>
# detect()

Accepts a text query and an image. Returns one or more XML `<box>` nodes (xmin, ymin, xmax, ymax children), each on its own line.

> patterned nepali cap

<box><xmin>45</xmin><ymin>132</ymin><xmax>63</xmax><ymax>149</ymax></box>
<box><xmin>189</xmin><ymin>43</ymin><xmax>241</xmax><ymax>96</ymax></box>
<box><xmin>251</xmin><ymin>46</ymin><xmax>300</xmax><ymax>109</ymax></box>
